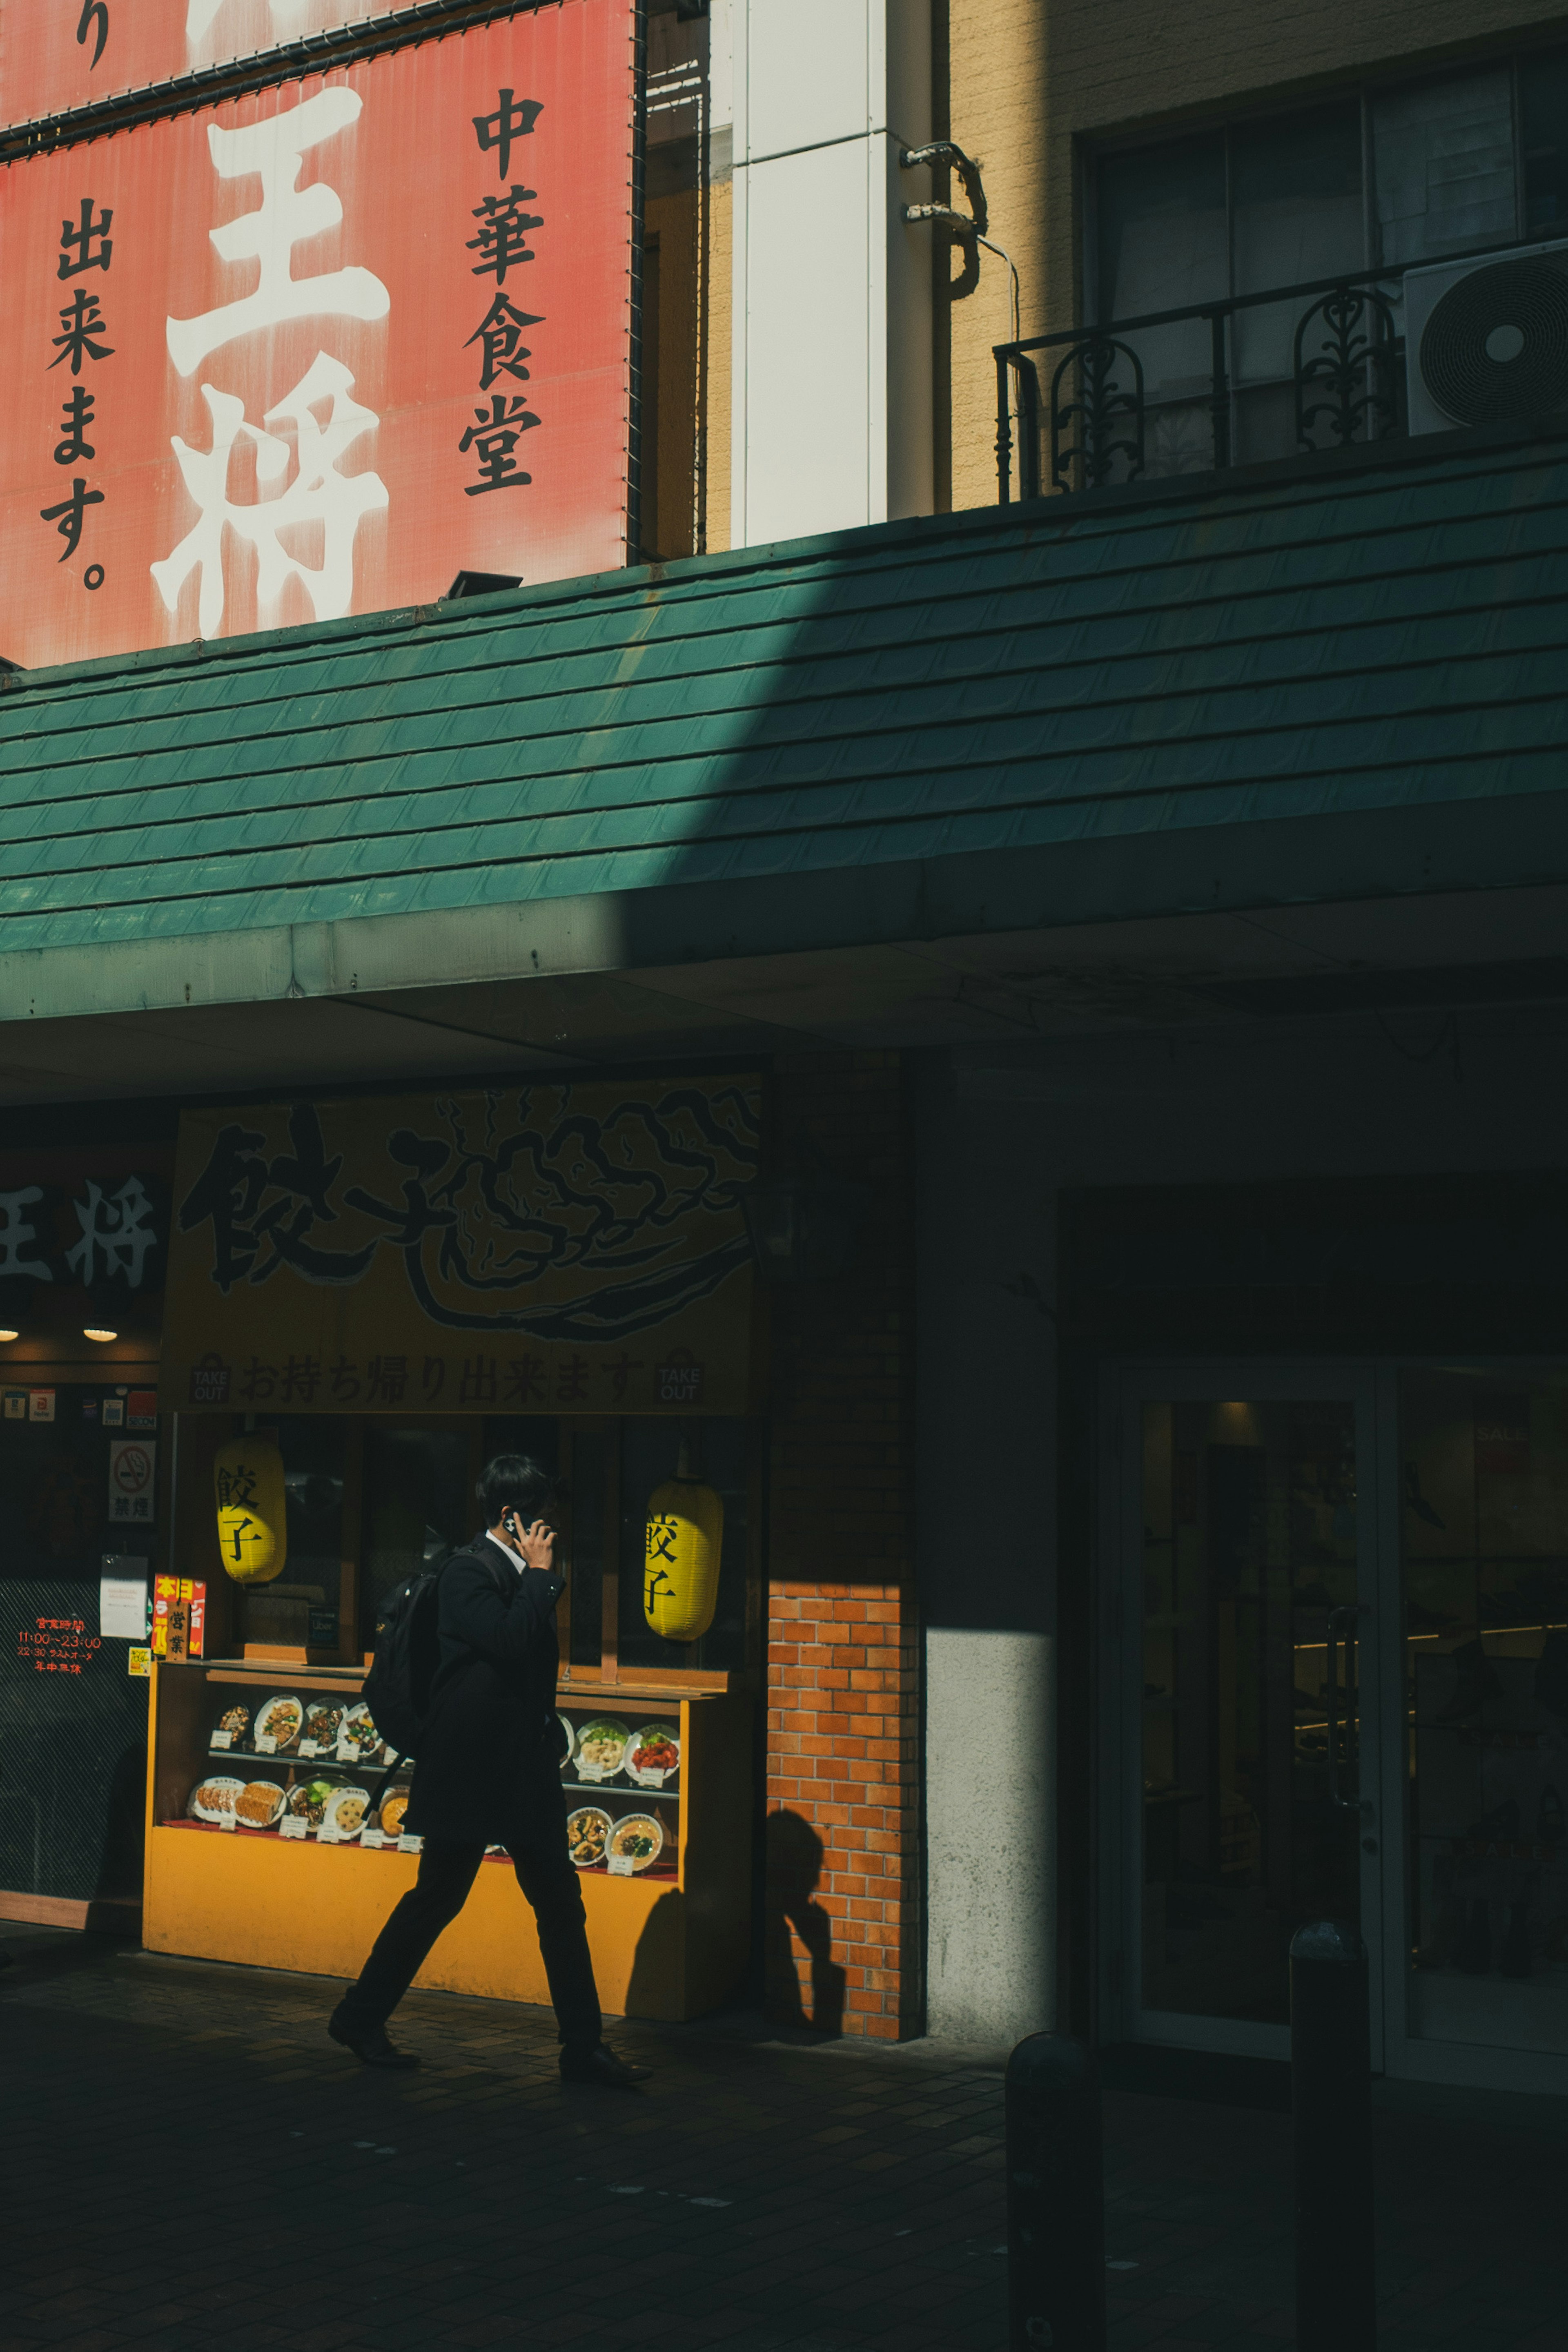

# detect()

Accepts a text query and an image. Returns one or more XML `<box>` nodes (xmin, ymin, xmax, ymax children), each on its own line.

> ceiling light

<box><xmin>83</xmin><ymin>1326</ymin><xmax>117</xmax><ymax>1343</ymax></box>
<box><xmin>0</xmin><ymin>1328</ymin><xmax>18</xmax><ymax>1342</ymax></box>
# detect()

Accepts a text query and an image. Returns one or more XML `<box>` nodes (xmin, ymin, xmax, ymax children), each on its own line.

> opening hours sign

<box><xmin>0</xmin><ymin>1</ymin><xmax>634</xmax><ymax>670</ymax></box>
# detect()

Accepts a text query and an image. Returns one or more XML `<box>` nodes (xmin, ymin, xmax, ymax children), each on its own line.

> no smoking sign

<box><xmin>109</xmin><ymin>1438</ymin><xmax>156</xmax><ymax>1525</ymax></box>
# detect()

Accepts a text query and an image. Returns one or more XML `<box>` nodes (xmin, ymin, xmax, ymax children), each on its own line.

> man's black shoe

<box><xmin>560</xmin><ymin>2042</ymin><xmax>650</xmax><ymax>2087</ymax></box>
<box><xmin>328</xmin><ymin>2000</ymin><xmax>420</xmax><ymax>2069</ymax></box>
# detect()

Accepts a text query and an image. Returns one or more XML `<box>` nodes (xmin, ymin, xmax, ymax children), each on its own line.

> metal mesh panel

<box><xmin>0</xmin><ymin>1397</ymin><xmax>151</xmax><ymax>1902</ymax></box>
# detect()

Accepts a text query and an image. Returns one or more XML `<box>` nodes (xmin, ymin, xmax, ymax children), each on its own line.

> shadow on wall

<box><xmin>764</xmin><ymin>1808</ymin><xmax>845</xmax><ymax>2035</ymax></box>
<box><xmin>622</xmin><ymin>1885</ymin><xmax>683</xmax><ymax>2022</ymax></box>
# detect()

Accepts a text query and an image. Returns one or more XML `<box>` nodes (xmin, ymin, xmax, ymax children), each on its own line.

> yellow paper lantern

<box><xmin>213</xmin><ymin>1436</ymin><xmax>288</xmax><ymax>1586</ymax></box>
<box><xmin>644</xmin><ymin>1468</ymin><xmax>724</xmax><ymax>1643</ymax></box>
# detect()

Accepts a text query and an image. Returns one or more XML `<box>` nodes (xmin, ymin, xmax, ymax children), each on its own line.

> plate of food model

<box><xmin>607</xmin><ymin>1813</ymin><xmax>665</xmax><ymax>1872</ymax></box>
<box><xmin>234</xmin><ymin>1780</ymin><xmax>287</xmax><ymax>1830</ymax></box>
<box><xmin>340</xmin><ymin>1703</ymin><xmax>383</xmax><ymax>1759</ymax></box>
<box><xmin>300</xmin><ymin>1701</ymin><xmax>344</xmax><ymax>1752</ymax></box>
<box><xmin>556</xmin><ymin>1714</ymin><xmax>575</xmax><ymax>1772</ymax></box>
<box><xmin>254</xmin><ymin>1694</ymin><xmax>304</xmax><ymax>1750</ymax></box>
<box><xmin>566</xmin><ymin>1806</ymin><xmax>613</xmax><ymax>1868</ymax></box>
<box><xmin>573</xmin><ymin>1719</ymin><xmax>630</xmax><ymax>1780</ymax></box>
<box><xmin>626</xmin><ymin>1724</ymin><xmax>680</xmax><ymax>1787</ymax></box>
<box><xmin>379</xmin><ymin>1789</ymin><xmax>411</xmax><ymax>1838</ymax></box>
<box><xmin>286</xmin><ymin>1778</ymin><xmax>335</xmax><ymax>1829</ymax></box>
<box><xmin>187</xmin><ymin>1775</ymin><xmax>245</xmax><ymax>1823</ymax></box>
<box><xmin>320</xmin><ymin>1786</ymin><xmax>370</xmax><ymax>1842</ymax></box>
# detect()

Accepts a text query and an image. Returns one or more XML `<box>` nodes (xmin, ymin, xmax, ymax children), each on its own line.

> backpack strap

<box><xmin>365</xmin><ymin>1752</ymin><xmax>405</xmax><ymax>1829</ymax></box>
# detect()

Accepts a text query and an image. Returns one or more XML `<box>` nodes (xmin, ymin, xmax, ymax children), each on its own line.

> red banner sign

<box><xmin>3</xmin><ymin>0</ymin><xmax>413</xmax><ymax>132</ymax></box>
<box><xmin>0</xmin><ymin>3</ymin><xmax>632</xmax><ymax>670</ymax></box>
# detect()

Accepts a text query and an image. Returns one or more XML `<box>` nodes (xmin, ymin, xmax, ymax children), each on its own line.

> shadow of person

<box><xmin>622</xmin><ymin>1885</ymin><xmax>685</xmax><ymax>2022</ymax></box>
<box><xmin>764</xmin><ymin>1808</ymin><xmax>845</xmax><ymax>2036</ymax></box>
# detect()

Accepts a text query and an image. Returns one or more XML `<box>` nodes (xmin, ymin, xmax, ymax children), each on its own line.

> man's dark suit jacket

<box><xmin>403</xmin><ymin>1532</ymin><xmax>568</xmax><ymax>1846</ymax></box>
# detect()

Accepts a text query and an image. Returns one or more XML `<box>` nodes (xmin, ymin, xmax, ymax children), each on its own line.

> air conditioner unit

<box><xmin>1404</xmin><ymin>237</ymin><xmax>1568</xmax><ymax>434</ymax></box>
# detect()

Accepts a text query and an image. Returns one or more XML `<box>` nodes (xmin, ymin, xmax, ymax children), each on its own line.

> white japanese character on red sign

<box><xmin>165</xmin><ymin>89</ymin><xmax>390</xmax><ymax>377</ymax></box>
<box><xmin>157</xmin><ymin>82</ymin><xmax>390</xmax><ymax>637</ymax></box>
<box><xmin>152</xmin><ymin>354</ymin><xmax>388</xmax><ymax>636</ymax></box>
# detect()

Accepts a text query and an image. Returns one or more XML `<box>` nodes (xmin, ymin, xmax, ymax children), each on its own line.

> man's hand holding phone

<box><xmin>507</xmin><ymin>1514</ymin><xmax>557</xmax><ymax>1576</ymax></box>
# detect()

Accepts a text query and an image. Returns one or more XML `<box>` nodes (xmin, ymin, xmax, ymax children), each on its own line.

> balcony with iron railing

<box><xmin>993</xmin><ymin>239</ymin><xmax>1568</xmax><ymax>501</ymax></box>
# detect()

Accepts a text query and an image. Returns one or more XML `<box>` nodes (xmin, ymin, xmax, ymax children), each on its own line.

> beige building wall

<box><xmin>706</xmin><ymin>174</ymin><xmax>733</xmax><ymax>554</ymax></box>
<box><xmin>944</xmin><ymin>0</ymin><xmax>1049</xmax><ymax>513</ymax></box>
<box><xmin>944</xmin><ymin>0</ymin><xmax>1568</xmax><ymax>511</ymax></box>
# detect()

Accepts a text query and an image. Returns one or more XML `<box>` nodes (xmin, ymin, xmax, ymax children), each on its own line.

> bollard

<box><xmin>1290</xmin><ymin>1920</ymin><xmax>1376</xmax><ymax>2352</ymax></box>
<box><xmin>1004</xmin><ymin>2032</ymin><xmax>1107</xmax><ymax>2352</ymax></box>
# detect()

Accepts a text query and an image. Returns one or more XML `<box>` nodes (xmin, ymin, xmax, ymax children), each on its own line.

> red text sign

<box><xmin>0</xmin><ymin>3</ymin><xmax>632</xmax><ymax>670</ymax></box>
<box><xmin>4</xmin><ymin>0</ymin><xmax>417</xmax><ymax>133</ymax></box>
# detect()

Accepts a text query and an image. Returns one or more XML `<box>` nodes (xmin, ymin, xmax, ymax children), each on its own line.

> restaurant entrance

<box><xmin>1098</xmin><ymin>1361</ymin><xmax>1568</xmax><ymax>2095</ymax></box>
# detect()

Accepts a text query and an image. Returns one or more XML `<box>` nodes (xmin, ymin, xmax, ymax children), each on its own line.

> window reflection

<box><xmin>1141</xmin><ymin>1399</ymin><xmax>1361</xmax><ymax>2024</ymax></box>
<box><xmin>1402</xmin><ymin>1372</ymin><xmax>1568</xmax><ymax>2053</ymax></box>
<box><xmin>359</xmin><ymin>1425</ymin><xmax>469</xmax><ymax>1652</ymax></box>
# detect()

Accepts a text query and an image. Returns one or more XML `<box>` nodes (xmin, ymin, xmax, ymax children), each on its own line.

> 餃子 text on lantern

<box><xmin>644</xmin><ymin>1462</ymin><xmax>723</xmax><ymax>1641</ymax></box>
<box><xmin>213</xmin><ymin>1436</ymin><xmax>288</xmax><ymax>1585</ymax></box>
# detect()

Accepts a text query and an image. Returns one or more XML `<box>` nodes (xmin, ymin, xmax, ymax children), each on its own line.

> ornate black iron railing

<box><xmin>995</xmin><ymin>264</ymin><xmax>1411</xmax><ymax>502</ymax></box>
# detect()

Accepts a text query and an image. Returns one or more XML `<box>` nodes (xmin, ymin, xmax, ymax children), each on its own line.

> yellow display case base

<box><xmin>145</xmin><ymin>1827</ymin><xmax>699</xmax><ymax>2017</ymax></box>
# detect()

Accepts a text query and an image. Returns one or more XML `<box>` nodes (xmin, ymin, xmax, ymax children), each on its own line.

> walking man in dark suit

<box><xmin>329</xmin><ymin>1451</ymin><xmax>650</xmax><ymax>2087</ymax></box>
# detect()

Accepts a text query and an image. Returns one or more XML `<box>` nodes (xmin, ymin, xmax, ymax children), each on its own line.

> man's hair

<box><xmin>477</xmin><ymin>1452</ymin><xmax>556</xmax><ymax>1527</ymax></box>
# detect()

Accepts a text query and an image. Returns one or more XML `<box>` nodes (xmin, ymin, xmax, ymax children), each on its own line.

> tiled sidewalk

<box><xmin>1100</xmin><ymin>2060</ymin><xmax>1567</xmax><ymax>2351</ymax></box>
<box><xmin>1</xmin><ymin>1928</ymin><xmax>1564</xmax><ymax>2351</ymax></box>
<box><xmin>0</xmin><ymin>1929</ymin><xmax>1007</xmax><ymax>2352</ymax></box>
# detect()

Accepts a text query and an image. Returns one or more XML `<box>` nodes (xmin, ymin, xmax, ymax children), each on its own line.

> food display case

<box><xmin>144</xmin><ymin>1658</ymin><xmax>753</xmax><ymax>2020</ymax></box>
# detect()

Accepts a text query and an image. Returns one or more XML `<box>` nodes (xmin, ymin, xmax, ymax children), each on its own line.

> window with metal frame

<box><xmin>1079</xmin><ymin>54</ymin><xmax>1564</xmax><ymax>482</ymax></box>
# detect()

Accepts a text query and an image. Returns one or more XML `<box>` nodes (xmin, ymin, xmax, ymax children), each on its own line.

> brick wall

<box><xmin>763</xmin><ymin>1052</ymin><xmax>920</xmax><ymax>2041</ymax></box>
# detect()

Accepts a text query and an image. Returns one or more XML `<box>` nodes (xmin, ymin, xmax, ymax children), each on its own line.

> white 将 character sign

<box><xmin>109</xmin><ymin>1437</ymin><xmax>157</xmax><ymax>1524</ymax></box>
<box><xmin>153</xmin><ymin>356</ymin><xmax>389</xmax><ymax>635</ymax></box>
<box><xmin>66</xmin><ymin>1175</ymin><xmax>158</xmax><ymax>1289</ymax></box>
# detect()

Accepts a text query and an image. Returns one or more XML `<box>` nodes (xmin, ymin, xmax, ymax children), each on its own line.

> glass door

<box><xmin>1383</xmin><ymin>1365</ymin><xmax>1568</xmax><ymax>2088</ymax></box>
<box><xmin>1102</xmin><ymin>1365</ymin><xmax>1385</xmax><ymax>2061</ymax></box>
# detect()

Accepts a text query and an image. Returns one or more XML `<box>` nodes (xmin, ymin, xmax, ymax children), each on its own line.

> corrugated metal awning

<box><xmin>2</xmin><ymin>428</ymin><xmax>1566</xmax><ymax>1028</ymax></box>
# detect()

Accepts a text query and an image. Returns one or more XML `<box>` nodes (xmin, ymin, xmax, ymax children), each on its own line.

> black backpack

<box><xmin>361</xmin><ymin>1559</ymin><xmax>446</xmax><ymax>1762</ymax></box>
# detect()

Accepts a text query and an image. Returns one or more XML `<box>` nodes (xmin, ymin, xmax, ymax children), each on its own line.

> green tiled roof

<box><xmin>3</xmin><ymin>429</ymin><xmax>1567</xmax><ymax>1019</ymax></box>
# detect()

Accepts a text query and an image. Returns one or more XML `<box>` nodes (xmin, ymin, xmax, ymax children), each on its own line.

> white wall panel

<box><xmin>740</xmin><ymin>0</ymin><xmax>871</xmax><ymax>158</ymax></box>
<box><xmin>731</xmin><ymin>0</ymin><xmax>931</xmax><ymax>546</ymax></box>
<box><xmin>735</xmin><ymin>140</ymin><xmax>875</xmax><ymax>542</ymax></box>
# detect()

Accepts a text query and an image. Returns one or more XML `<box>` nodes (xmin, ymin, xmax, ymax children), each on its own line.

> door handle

<box><xmin>1326</xmin><ymin>1603</ymin><xmax>1372</xmax><ymax>1817</ymax></box>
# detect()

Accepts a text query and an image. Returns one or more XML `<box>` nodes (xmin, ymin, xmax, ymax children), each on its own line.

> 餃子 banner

<box><xmin>0</xmin><ymin>1</ymin><xmax>633</xmax><ymax>670</ymax></box>
<box><xmin>163</xmin><ymin>1079</ymin><xmax>762</xmax><ymax>1416</ymax></box>
<box><xmin>4</xmin><ymin>0</ymin><xmax>471</xmax><ymax>138</ymax></box>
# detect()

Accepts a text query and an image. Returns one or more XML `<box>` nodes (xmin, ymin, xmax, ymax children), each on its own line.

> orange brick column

<box><xmin>763</xmin><ymin>1051</ymin><xmax>919</xmax><ymax>2040</ymax></box>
